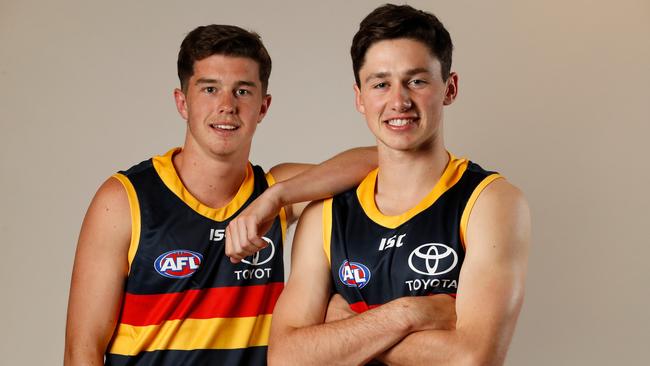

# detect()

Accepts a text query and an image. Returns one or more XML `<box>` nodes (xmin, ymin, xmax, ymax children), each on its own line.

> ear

<box><xmin>174</xmin><ymin>88</ymin><xmax>189</xmax><ymax>120</ymax></box>
<box><xmin>443</xmin><ymin>72</ymin><xmax>459</xmax><ymax>106</ymax></box>
<box><xmin>353</xmin><ymin>83</ymin><xmax>366</xmax><ymax>115</ymax></box>
<box><xmin>257</xmin><ymin>94</ymin><xmax>272</xmax><ymax>123</ymax></box>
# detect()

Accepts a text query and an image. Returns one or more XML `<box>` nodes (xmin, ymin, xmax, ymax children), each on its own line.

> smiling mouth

<box><xmin>385</xmin><ymin>117</ymin><xmax>418</xmax><ymax>127</ymax></box>
<box><xmin>210</xmin><ymin>123</ymin><xmax>240</xmax><ymax>131</ymax></box>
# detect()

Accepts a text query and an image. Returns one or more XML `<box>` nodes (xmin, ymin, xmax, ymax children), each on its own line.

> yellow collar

<box><xmin>356</xmin><ymin>152</ymin><xmax>468</xmax><ymax>229</ymax></box>
<box><xmin>152</xmin><ymin>148</ymin><xmax>255</xmax><ymax>222</ymax></box>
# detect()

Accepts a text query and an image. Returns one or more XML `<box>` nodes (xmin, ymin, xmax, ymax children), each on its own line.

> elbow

<box><xmin>267</xmin><ymin>332</ymin><xmax>289</xmax><ymax>366</ymax></box>
<box><xmin>64</xmin><ymin>329</ymin><xmax>107</xmax><ymax>366</ymax></box>
<box><xmin>453</xmin><ymin>343</ymin><xmax>505</xmax><ymax>366</ymax></box>
<box><xmin>267</xmin><ymin>347</ymin><xmax>282</xmax><ymax>366</ymax></box>
<box><xmin>268</xmin><ymin>344</ymin><xmax>293</xmax><ymax>366</ymax></box>
<box><xmin>268</xmin><ymin>328</ymin><xmax>317</xmax><ymax>366</ymax></box>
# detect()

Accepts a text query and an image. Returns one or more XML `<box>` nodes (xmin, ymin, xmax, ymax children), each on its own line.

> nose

<box><xmin>390</xmin><ymin>85</ymin><xmax>412</xmax><ymax>112</ymax></box>
<box><xmin>218</xmin><ymin>91</ymin><xmax>237</xmax><ymax>114</ymax></box>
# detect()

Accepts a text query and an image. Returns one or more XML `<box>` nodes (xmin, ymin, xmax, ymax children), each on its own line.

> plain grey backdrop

<box><xmin>1</xmin><ymin>0</ymin><xmax>649</xmax><ymax>364</ymax></box>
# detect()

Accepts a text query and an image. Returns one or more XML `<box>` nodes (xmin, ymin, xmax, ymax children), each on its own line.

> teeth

<box><xmin>214</xmin><ymin>124</ymin><xmax>237</xmax><ymax>130</ymax></box>
<box><xmin>387</xmin><ymin>118</ymin><xmax>411</xmax><ymax>127</ymax></box>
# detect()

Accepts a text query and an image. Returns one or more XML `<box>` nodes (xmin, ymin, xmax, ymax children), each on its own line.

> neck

<box><xmin>173</xmin><ymin>141</ymin><xmax>249</xmax><ymax>208</ymax></box>
<box><xmin>374</xmin><ymin>139</ymin><xmax>449</xmax><ymax>216</ymax></box>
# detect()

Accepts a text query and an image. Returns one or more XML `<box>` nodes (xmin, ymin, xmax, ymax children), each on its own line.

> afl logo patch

<box><xmin>338</xmin><ymin>260</ymin><xmax>371</xmax><ymax>289</ymax></box>
<box><xmin>154</xmin><ymin>250</ymin><xmax>203</xmax><ymax>279</ymax></box>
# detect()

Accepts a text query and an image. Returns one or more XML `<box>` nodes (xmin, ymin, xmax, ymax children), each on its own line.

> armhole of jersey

<box><xmin>265</xmin><ymin>172</ymin><xmax>287</xmax><ymax>243</ymax></box>
<box><xmin>460</xmin><ymin>174</ymin><xmax>503</xmax><ymax>250</ymax></box>
<box><xmin>112</xmin><ymin>173</ymin><xmax>141</xmax><ymax>274</ymax></box>
<box><xmin>322</xmin><ymin>198</ymin><xmax>333</xmax><ymax>268</ymax></box>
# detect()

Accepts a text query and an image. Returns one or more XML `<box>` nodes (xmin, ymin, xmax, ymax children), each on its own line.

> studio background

<box><xmin>1</xmin><ymin>0</ymin><xmax>648</xmax><ymax>364</ymax></box>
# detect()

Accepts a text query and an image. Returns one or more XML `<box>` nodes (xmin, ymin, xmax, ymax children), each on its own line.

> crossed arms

<box><xmin>269</xmin><ymin>179</ymin><xmax>531</xmax><ymax>366</ymax></box>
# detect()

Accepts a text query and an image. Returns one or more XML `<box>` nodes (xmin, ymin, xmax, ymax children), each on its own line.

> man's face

<box><xmin>174</xmin><ymin>54</ymin><xmax>271</xmax><ymax>159</ymax></box>
<box><xmin>354</xmin><ymin>38</ymin><xmax>457</xmax><ymax>152</ymax></box>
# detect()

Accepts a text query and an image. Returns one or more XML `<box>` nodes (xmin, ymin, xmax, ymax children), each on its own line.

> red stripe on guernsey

<box><xmin>349</xmin><ymin>293</ymin><xmax>457</xmax><ymax>314</ymax></box>
<box><xmin>349</xmin><ymin>301</ymin><xmax>379</xmax><ymax>313</ymax></box>
<box><xmin>119</xmin><ymin>283</ymin><xmax>284</xmax><ymax>326</ymax></box>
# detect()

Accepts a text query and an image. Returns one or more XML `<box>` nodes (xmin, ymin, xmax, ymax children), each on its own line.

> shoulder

<box><xmin>96</xmin><ymin>176</ymin><xmax>131</xmax><ymax>208</ymax></box>
<box><xmin>297</xmin><ymin>199</ymin><xmax>325</xmax><ymax>226</ymax></box>
<box><xmin>267</xmin><ymin>163</ymin><xmax>315</xmax><ymax>183</ymax></box>
<box><xmin>476</xmin><ymin>178</ymin><xmax>528</xmax><ymax>217</ymax></box>
<box><xmin>83</xmin><ymin>176</ymin><xmax>132</xmax><ymax>237</ymax></box>
<box><xmin>75</xmin><ymin>176</ymin><xmax>132</xmax><ymax>270</ymax></box>
<box><xmin>293</xmin><ymin>200</ymin><xmax>327</xmax><ymax>249</ymax></box>
<box><xmin>466</xmin><ymin>178</ymin><xmax>531</xmax><ymax>255</ymax></box>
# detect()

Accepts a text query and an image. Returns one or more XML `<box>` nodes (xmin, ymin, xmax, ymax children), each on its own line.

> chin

<box><xmin>378</xmin><ymin>136</ymin><xmax>416</xmax><ymax>150</ymax></box>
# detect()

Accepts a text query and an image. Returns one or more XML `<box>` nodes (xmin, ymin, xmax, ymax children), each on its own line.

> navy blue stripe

<box><xmin>106</xmin><ymin>346</ymin><xmax>267</xmax><ymax>366</ymax></box>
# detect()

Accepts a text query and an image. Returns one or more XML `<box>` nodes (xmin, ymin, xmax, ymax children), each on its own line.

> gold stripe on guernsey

<box><xmin>265</xmin><ymin>172</ymin><xmax>287</xmax><ymax>244</ymax></box>
<box><xmin>111</xmin><ymin>173</ymin><xmax>141</xmax><ymax>274</ymax></box>
<box><xmin>152</xmin><ymin>148</ymin><xmax>255</xmax><ymax>222</ymax></box>
<box><xmin>356</xmin><ymin>153</ymin><xmax>469</xmax><ymax>229</ymax></box>
<box><xmin>322</xmin><ymin>198</ymin><xmax>333</xmax><ymax>266</ymax></box>
<box><xmin>108</xmin><ymin>314</ymin><xmax>273</xmax><ymax>355</ymax></box>
<box><xmin>459</xmin><ymin>174</ymin><xmax>503</xmax><ymax>249</ymax></box>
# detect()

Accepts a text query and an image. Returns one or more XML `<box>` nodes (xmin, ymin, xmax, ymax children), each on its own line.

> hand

<box><xmin>393</xmin><ymin>294</ymin><xmax>457</xmax><ymax>332</ymax></box>
<box><xmin>325</xmin><ymin>294</ymin><xmax>356</xmax><ymax>323</ymax></box>
<box><xmin>225</xmin><ymin>186</ymin><xmax>283</xmax><ymax>263</ymax></box>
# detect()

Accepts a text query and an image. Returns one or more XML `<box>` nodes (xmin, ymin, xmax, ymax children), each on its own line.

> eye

<box><xmin>409</xmin><ymin>79</ymin><xmax>428</xmax><ymax>87</ymax></box>
<box><xmin>235</xmin><ymin>89</ymin><xmax>251</xmax><ymax>96</ymax></box>
<box><xmin>203</xmin><ymin>86</ymin><xmax>217</xmax><ymax>94</ymax></box>
<box><xmin>372</xmin><ymin>82</ymin><xmax>388</xmax><ymax>89</ymax></box>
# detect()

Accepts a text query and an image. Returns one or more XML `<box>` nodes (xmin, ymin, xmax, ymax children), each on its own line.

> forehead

<box><xmin>191</xmin><ymin>54</ymin><xmax>261</xmax><ymax>83</ymax></box>
<box><xmin>360</xmin><ymin>38</ymin><xmax>441</xmax><ymax>78</ymax></box>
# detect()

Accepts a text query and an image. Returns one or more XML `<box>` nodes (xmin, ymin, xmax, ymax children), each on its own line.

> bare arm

<box><xmin>377</xmin><ymin>179</ymin><xmax>531</xmax><ymax>366</ymax></box>
<box><xmin>268</xmin><ymin>201</ymin><xmax>448</xmax><ymax>366</ymax></box>
<box><xmin>226</xmin><ymin>146</ymin><xmax>376</xmax><ymax>262</ymax></box>
<box><xmin>64</xmin><ymin>178</ymin><xmax>131</xmax><ymax>365</ymax></box>
<box><xmin>325</xmin><ymin>293</ymin><xmax>456</xmax><ymax>329</ymax></box>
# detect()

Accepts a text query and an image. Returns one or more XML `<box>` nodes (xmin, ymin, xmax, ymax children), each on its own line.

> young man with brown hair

<box><xmin>269</xmin><ymin>4</ymin><xmax>531</xmax><ymax>365</ymax></box>
<box><xmin>64</xmin><ymin>24</ymin><xmax>376</xmax><ymax>365</ymax></box>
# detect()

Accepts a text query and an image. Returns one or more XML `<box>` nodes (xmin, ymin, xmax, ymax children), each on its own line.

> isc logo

<box><xmin>154</xmin><ymin>250</ymin><xmax>203</xmax><ymax>279</ymax></box>
<box><xmin>379</xmin><ymin>233</ymin><xmax>406</xmax><ymax>251</ymax></box>
<box><xmin>338</xmin><ymin>260</ymin><xmax>371</xmax><ymax>289</ymax></box>
<box><xmin>210</xmin><ymin>228</ymin><xmax>225</xmax><ymax>242</ymax></box>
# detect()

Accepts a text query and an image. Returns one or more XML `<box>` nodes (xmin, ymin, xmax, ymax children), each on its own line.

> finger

<box><xmin>225</xmin><ymin>224</ymin><xmax>232</xmax><ymax>256</ymax></box>
<box><xmin>236</xmin><ymin>218</ymin><xmax>257</xmax><ymax>258</ymax></box>
<box><xmin>226</xmin><ymin>224</ymin><xmax>242</xmax><ymax>264</ymax></box>
<box><xmin>245</xmin><ymin>216</ymin><xmax>269</xmax><ymax>250</ymax></box>
<box><xmin>230</xmin><ymin>220</ymin><xmax>248</xmax><ymax>263</ymax></box>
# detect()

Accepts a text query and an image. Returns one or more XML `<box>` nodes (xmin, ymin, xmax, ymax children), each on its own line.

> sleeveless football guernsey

<box><xmin>325</xmin><ymin>153</ymin><xmax>501</xmax><ymax>312</ymax></box>
<box><xmin>105</xmin><ymin>148</ymin><xmax>286</xmax><ymax>365</ymax></box>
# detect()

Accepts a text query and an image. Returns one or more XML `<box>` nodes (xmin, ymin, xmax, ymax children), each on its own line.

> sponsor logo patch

<box><xmin>408</xmin><ymin>243</ymin><xmax>458</xmax><ymax>276</ymax></box>
<box><xmin>338</xmin><ymin>260</ymin><xmax>371</xmax><ymax>289</ymax></box>
<box><xmin>241</xmin><ymin>237</ymin><xmax>275</xmax><ymax>266</ymax></box>
<box><xmin>154</xmin><ymin>250</ymin><xmax>203</xmax><ymax>278</ymax></box>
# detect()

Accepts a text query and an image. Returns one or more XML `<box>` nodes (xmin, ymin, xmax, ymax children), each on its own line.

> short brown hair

<box><xmin>177</xmin><ymin>24</ymin><xmax>272</xmax><ymax>93</ymax></box>
<box><xmin>351</xmin><ymin>4</ymin><xmax>453</xmax><ymax>86</ymax></box>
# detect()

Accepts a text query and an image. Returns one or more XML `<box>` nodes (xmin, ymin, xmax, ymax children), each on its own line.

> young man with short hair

<box><xmin>64</xmin><ymin>24</ymin><xmax>376</xmax><ymax>365</ymax></box>
<box><xmin>269</xmin><ymin>4</ymin><xmax>531</xmax><ymax>365</ymax></box>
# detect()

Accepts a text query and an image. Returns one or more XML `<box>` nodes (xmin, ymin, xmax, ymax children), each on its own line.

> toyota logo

<box><xmin>408</xmin><ymin>243</ymin><xmax>458</xmax><ymax>276</ymax></box>
<box><xmin>241</xmin><ymin>237</ymin><xmax>275</xmax><ymax>266</ymax></box>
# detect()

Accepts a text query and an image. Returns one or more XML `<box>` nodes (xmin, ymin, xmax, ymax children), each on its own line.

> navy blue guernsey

<box><xmin>324</xmin><ymin>154</ymin><xmax>501</xmax><ymax>312</ymax></box>
<box><xmin>105</xmin><ymin>148</ymin><xmax>286</xmax><ymax>366</ymax></box>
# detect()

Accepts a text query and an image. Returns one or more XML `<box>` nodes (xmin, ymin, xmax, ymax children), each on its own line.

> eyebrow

<box><xmin>195</xmin><ymin>78</ymin><xmax>219</xmax><ymax>85</ymax></box>
<box><xmin>404</xmin><ymin>67</ymin><xmax>431</xmax><ymax>77</ymax></box>
<box><xmin>364</xmin><ymin>68</ymin><xmax>432</xmax><ymax>84</ymax></box>
<box><xmin>364</xmin><ymin>72</ymin><xmax>390</xmax><ymax>84</ymax></box>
